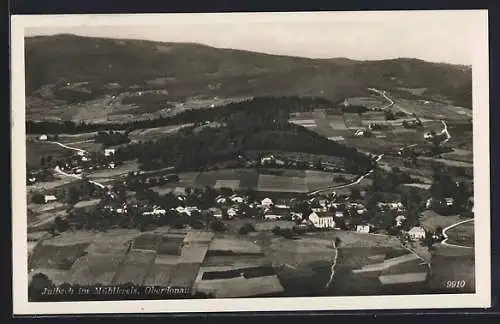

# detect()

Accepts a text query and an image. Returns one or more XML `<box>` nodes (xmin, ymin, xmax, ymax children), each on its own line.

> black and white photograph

<box><xmin>11</xmin><ymin>10</ymin><xmax>490</xmax><ymax>314</ymax></box>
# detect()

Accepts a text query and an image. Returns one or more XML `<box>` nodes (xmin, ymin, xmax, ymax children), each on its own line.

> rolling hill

<box><xmin>25</xmin><ymin>34</ymin><xmax>472</xmax><ymax>121</ymax></box>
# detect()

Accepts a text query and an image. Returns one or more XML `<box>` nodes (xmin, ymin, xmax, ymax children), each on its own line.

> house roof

<box><xmin>408</xmin><ymin>226</ymin><xmax>425</xmax><ymax>233</ymax></box>
<box><xmin>311</xmin><ymin>211</ymin><xmax>334</xmax><ymax>218</ymax></box>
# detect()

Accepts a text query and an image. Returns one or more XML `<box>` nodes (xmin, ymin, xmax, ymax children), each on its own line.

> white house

<box><xmin>38</xmin><ymin>134</ymin><xmax>48</xmax><ymax>141</ymax></box>
<box><xmin>209</xmin><ymin>207</ymin><xmax>223</xmax><ymax>219</ymax></box>
<box><xmin>395</xmin><ymin>215</ymin><xmax>407</xmax><ymax>227</ymax></box>
<box><xmin>227</xmin><ymin>208</ymin><xmax>238</xmax><ymax>218</ymax></box>
<box><xmin>44</xmin><ymin>195</ymin><xmax>57</xmax><ymax>204</ymax></box>
<box><xmin>354</xmin><ymin>129</ymin><xmax>367</xmax><ymax>137</ymax></box>
<box><xmin>175</xmin><ymin>206</ymin><xmax>187</xmax><ymax>214</ymax></box>
<box><xmin>356</xmin><ymin>224</ymin><xmax>371</xmax><ymax>233</ymax></box>
<box><xmin>308</xmin><ymin>212</ymin><xmax>335</xmax><ymax>229</ymax></box>
<box><xmin>312</xmin><ymin>207</ymin><xmax>327</xmax><ymax>213</ymax></box>
<box><xmin>424</xmin><ymin>132</ymin><xmax>434</xmax><ymax>140</ymax></box>
<box><xmin>264</xmin><ymin>214</ymin><xmax>282</xmax><ymax>220</ymax></box>
<box><xmin>81</xmin><ymin>156</ymin><xmax>90</xmax><ymax>162</ymax></box>
<box><xmin>335</xmin><ymin>210</ymin><xmax>344</xmax><ymax>218</ymax></box>
<box><xmin>291</xmin><ymin>212</ymin><xmax>303</xmax><ymax>220</ymax></box>
<box><xmin>216</xmin><ymin>197</ymin><xmax>228</xmax><ymax>205</ymax></box>
<box><xmin>108</xmin><ymin>162</ymin><xmax>116</xmax><ymax>169</ymax></box>
<box><xmin>230</xmin><ymin>195</ymin><xmax>245</xmax><ymax>204</ymax></box>
<box><xmin>77</xmin><ymin>151</ymin><xmax>85</xmax><ymax>157</ymax></box>
<box><xmin>104</xmin><ymin>148</ymin><xmax>116</xmax><ymax>157</ymax></box>
<box><xmin>408</xmin><ymin>226</ymin><xmax>426</xmax><ymax>241</ymax></box>
<box><xmin>445</xmin><ymin>197</ymin><xmax>454</xmax><ymax>207</ymax></box>
<box><xmin>261</xmin><ymin>198</ymin><xmax>274</xmax><ymax>207</ymax></box>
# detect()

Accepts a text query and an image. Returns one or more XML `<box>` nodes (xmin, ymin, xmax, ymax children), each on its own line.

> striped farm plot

<box><xmin>289</xmin><ymin>119</ymin><xmax>317</xmax><ymax>128</ymax></box>
<box><xmin>343</xmin><ymin>113</ymin><xmax>363</xmax><ymax>129</ymax></box>
<box><xmin>112</xmin><ymin>250</ymin><xmax>157</xmax><ymax>285</ymax></box>
<box><xmin>304</xmin><ymin>170</ymin><xmax>353</xmax><ymax>191</ymax></box>
<box><xmin>257</xmin><ymin>174</ymin><xmax>308</xmax><ymax>193</ymax></box>
<box><xmin>68</xmin><ymin>252</ymin><xmax>128</xmax><ymax>285</ymax></box>
<box><xmin>214</xmin><ymin>179</ymin><xmax>241</xmax><ymax>190</ymax></box>
<box><xmin>167</xmin><ymin>262</ymin><xmax>203</xmax><ymax>288</ymax></box>
<box><xmin>192</xmin><ymin>266</ymin><xmax>284</xmax><ymax>298</ymax></box>
<box><xmin>143</xmin><ymin>263</ymin><xmax>178</xmax><ymax>286</ymax></box>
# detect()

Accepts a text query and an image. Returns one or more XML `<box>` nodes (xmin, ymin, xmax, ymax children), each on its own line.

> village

<box><xmin>27</xmin><ymin>131</ymin><xmax>467</xmax><ymax>249</ymax></box>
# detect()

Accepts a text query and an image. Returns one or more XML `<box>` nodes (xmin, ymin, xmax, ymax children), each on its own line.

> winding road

<box><xmin>307</xmin><ymin>154</ymin><xmax>384</xmax><ymax>196</ymax></box>
<box><xmin>48</xmin><ymin>141</ymin><xmax>107</xmax><ymax>189</ymax></box>
<box><xmin>368</xmin><ymin>88</ymin><xmax>394</xmax><ymax>110</ymax></box>
<box><xmin>441</xmin><ymin>218</ymin><xmax>474</xmax><ymax>249</ymax></box>
<box><xmin>325</xmin><ymin>239</ymin><xmax>338</xmax><ymax>289</ymax></box>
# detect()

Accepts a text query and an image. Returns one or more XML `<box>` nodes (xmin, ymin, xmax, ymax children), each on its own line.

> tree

<box><xmin>349</xmin><ymin>188</ymin><xmax>362</xmax><ymax>201</ymax></box>
<box><xmin>54</xmin><ymin>216</ymin><xmax>69</xmax><ymax>233</ymax></box>
<box><xmin>31</xmin><ymin>193</ymin><xmax>45</xmax><ymax>204</ymax></box>
<box><xmin>239</xmin><ymin>223</ymin><xmax>256</xmax><ymax>235</ymax></box>
<box><xmin>384</xmin><ymin>110</ymin><xmax>395</xmax><ymax>121</ymax></box>
<box><xmin>28</xmin><ymin>273</ymin><xmax>54</xmax><ymax>302</ymax></box>
<box><xmin>210</xmin><ymin>220</ymin><xmax>226</xmax><ymax>232</ymax></box>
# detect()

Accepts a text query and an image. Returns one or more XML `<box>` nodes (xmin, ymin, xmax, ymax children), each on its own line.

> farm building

<box><xmin>426</xmin><ymin>198</ymin><xmax>433</xmax><ymax>209</ymax></box>
<box><xmin>227</xmin><ymin>208</ymin><xmax>238</xmax><ymax>218</ymax></box>
<box><xmin>335</xmin><ymin>210</ymin><xmax>344</xmax><ymax>218</ymax></box>
<box><xmin>260</xmin><ymin>155</ymin><xmax>285</xmax><ymax>166</ymax></box>
<box><xmin>261</xmin><ymin>198</ymin><xmax>274</xmax><ymax>207</ymax></box>
<box><xmin>38</xmin><ymin>134</ymin><xmax>48</xmax><ymax>141</ymax></box>
<box><xmin>308</xmin><ymin>212</ymin><xmax>335</xmax><ymax>229</ymax></box>
<box><xmin>43</xmin><ymin>195</ymin><xmax>57</xmax><ymax>204</ymax></box>
<box><xmin>216</xmin><ymin>196</ymin><xmax>228</xmax><ymax>205</ymax></box>
<box><xmin>444</xmin><ymin>197</ymin><xmax>454</xmax><ymax>207</ymax></box>
<box><xmin>230</xmin><ymin>195</ymin><xmax>245</xmax><ymax>203</ymax></box>
<box><xmin>264</xmin><ymin>208</ymin><xmax>290</xmax><ymax>221</ymax></box>
<box><xmin>209</xmin><ymin>207</ymin><xmax>223</xmax><ymax>219</ymax></box>
<box><xmin>408</xmin><ymin>227</ymin><xmax>426</xmax><ymax>241</ymax></box>
<box><xmin>354</xmin><ymin>129</ymin><xmax>371</xmax><ymax>137</ymax></box>
<box><xmin>395</xmin><ymin>215</ymin><xmax>407</xmax><ymax>227</ymax></box>
<box><xmin>104</xmin><ymin>148</ymin><xmax>116</xmax><ymax>157</ymax></box>
<box><xmin>356</xmin><ymin>224</ymin><xmax>371</xmax><ymax>233</ymax></box>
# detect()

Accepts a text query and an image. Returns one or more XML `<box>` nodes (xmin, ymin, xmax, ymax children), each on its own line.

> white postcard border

<box><xmin>11</xmin><ymin>11</ymin><xmax>491</xmax><ymax>315</ymax></box>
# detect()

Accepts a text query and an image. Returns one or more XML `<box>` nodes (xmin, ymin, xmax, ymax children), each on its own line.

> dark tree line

<box><xmin>26</xmin><ymin>96</ymin><xmax>332</xmax><ymax>134</ymax></box>
<box><xmin>103</xmin><ymin>98</ymin><xmax>375</xmax><ymax>174</ymax></box>
<box><xmin>94</xmin><ymin>130</ymin><xmax>130</xmax><ymax>147</ymax></box>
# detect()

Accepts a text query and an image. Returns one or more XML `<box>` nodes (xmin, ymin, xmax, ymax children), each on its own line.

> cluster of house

<box><xmin>56</xmin><ymin>148</ymin><xmax>118</xmax><ymax>176</ymax></box>
<box><xmin>256</xmin><ymin>155</ymin><xmax>343</xmax><ymax>173</ymax></box>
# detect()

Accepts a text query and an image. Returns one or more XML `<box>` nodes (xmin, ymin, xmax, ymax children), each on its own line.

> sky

<box><xmin>24</xmin><ymin>11</ymin><xmax>478</xmax><ymax>65</ymax></box>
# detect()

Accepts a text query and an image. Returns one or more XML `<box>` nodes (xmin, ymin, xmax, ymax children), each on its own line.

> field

<box><xmin>143</xmin><ymin>263</ymin><xmax>177</xmax><ymax>286</ymax></box>
<box><xmin>167</xmin><ymin>262</ymin><xmax>203</xmax><ymax>288</ymax></box>
<box><xmin>441</xmin><ymin>148</ymin><xmax>473</xmax><ymax>163</ymax></box>
<box><xmin>132</xmin><ymin>233</ymin><xmax>162</xmax><ymax>251</ymax></box>
<box><xmin>26</xmin><ymin>141</ymin><xmax>73</xmax><ymax>169</ymax></box>
<box><xmin>419</xmin><ymin>211</ymin><xmax>462</xmax><ymax>232</ymax></box>
<box><xmin>151</xmin><ymin>168</ymin><xmax>352</xmax><ymax>194</ymax></box>
<box><xmin>68</xmin><ymin>252</ymin><xmax>128</xmax><ymax>285</ymax></box>
<box><xmin>112</xmin><ymin>250</ymin><xmax>157</xmax><ymax>285</ymax></box>
<box><xmin>87</xmin><ymin>161</ymin><xmax>140</xmax><ymax>182</ymax></box>
<box><xmin>346</xmin><ymin>96</ymin><xmax>386</xmax><ymax>109</ymax></box>
<box><xmin>428</xmin><ymin>244</ymin><xmax>475</xmax><ymax>293</ymax></box>
<box><xmin>343</xmin><ymin>113</ymin><xmax>363</xmax><ymax>129</ymax></box>
<box><xmin>128</xmin><ymin>124</ymin><xmax>193</xmax><ymax>142</ymax></box>
<box><xmin>391</xmin><ymin>96</ymin><xmax>472</xmax><ymax>120</ymax></box>
<box><xmin>257</xmin><ymin>174</ymin><xmax>308</xmax><ymax>193</ymax></box>
<box><xmin>179</xmin><ymin>242</ymin><xmax>210</xmax><ymax>263</ymax></box>
<box><xmin>445</xmin><ymin>220</ymin><xmax>474</xmax><ymax>247</ymax></box>
<box><xmin>29</xmin><ymin>242</ymin><xmax>90</xmax><ymax>270</ymax></box>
